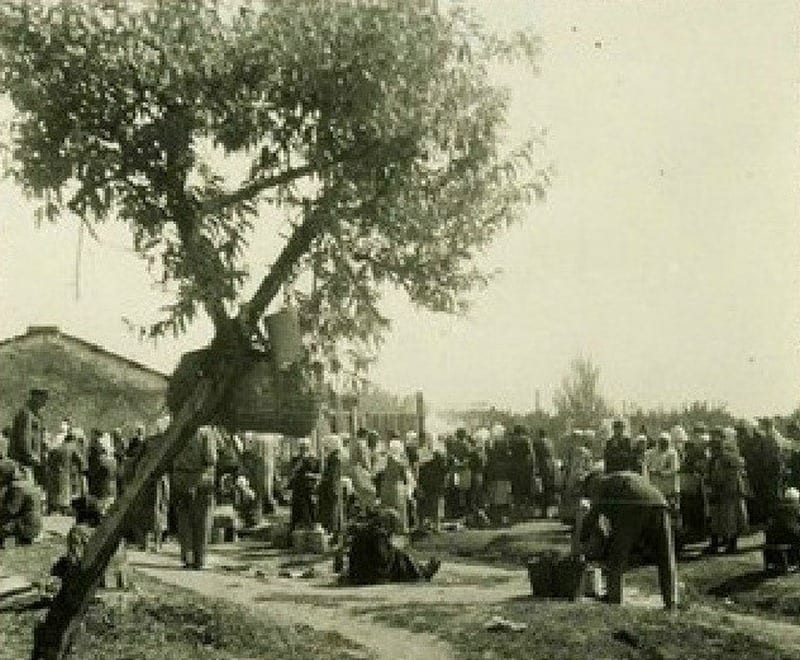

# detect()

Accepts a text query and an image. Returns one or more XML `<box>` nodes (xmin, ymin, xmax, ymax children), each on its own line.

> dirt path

<box><xmin>129</xmin><ymin>545</ymin><xmax>529</xmax><ymax>660</ymax></box>
<box><xmin>692</xmin><ymin>604</ymin><xmax>800</xmax><ymax>657</ymax></box>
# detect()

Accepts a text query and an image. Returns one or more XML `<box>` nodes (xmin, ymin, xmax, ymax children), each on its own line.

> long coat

<box><xmin>707</xmin><ymin>450</ymin><xmax>748</xmax><ymax>538</ymax></box>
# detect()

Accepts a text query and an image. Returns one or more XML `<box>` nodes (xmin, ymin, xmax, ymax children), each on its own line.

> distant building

<box><xmin>0</xmin><ymin>325</ymin><xmax>168</xmax><ymax>434</ymax></box>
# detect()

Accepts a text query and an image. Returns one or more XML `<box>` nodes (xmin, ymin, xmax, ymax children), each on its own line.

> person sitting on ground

<box><xmin>345</xmin><ymin>507</ymin><xmax>440</xmax><ymax>585</ymax></box>
<box><xmin>0</xmin><ymin>465</ymin><xmax>43</xmax><ymax>547</ymax></box>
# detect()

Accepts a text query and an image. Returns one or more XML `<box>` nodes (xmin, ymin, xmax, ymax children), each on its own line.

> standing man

<box><xmin>172</xmin><ymin>426</ymin><xmax>217</xmax><ymax>569</ymax></box>
<box><xmin>10</xmin><ymin>387</ymin><xmax>48</xmax><ymax>485</ymax></box>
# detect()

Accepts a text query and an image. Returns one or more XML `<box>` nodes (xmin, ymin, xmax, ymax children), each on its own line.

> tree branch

<box><xmin>202</xmin><ymin>161</ymin><xmax>320</xmax><ymax>215</ymax></box>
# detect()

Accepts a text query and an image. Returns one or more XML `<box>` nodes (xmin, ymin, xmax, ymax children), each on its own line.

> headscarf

<box><xmin>388</xmin><ymin>439</ymin><xmax>405</xmax><ymax>462</ymax></box>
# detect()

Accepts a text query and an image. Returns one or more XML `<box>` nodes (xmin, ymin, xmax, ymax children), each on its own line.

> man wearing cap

<box><xmin>172</xmin><ymin>426</ymin><xmax>217</xmax><ymax>569</ymax></box>
<box><xmin>10</xmin><ymin>387</ymin><xmax>48</xmax><ymax>486</ymax></box>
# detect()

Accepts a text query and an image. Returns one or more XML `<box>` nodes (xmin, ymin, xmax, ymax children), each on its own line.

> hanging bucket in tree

<box><xmin>265</xmin><ymin>306</ymin><xmax>303</xmax><ymax>370</ymax></box>
<box><xmin>167</xmin><ymin>347</ymin><xmax>321</xmax><ymax>437</ymax></box>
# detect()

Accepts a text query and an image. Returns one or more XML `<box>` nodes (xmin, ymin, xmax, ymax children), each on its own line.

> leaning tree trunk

<box><xmin>31</xmin><ymin>209</ymin><xmax>325</xmax><ymax>660</ymax></box>
<box><xmin>31</xmin><ymin>359</ymin><xmax>235</xmax><ymax>659</ymax></box>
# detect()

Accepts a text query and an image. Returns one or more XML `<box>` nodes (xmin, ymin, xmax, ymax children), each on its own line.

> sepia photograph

<box><xmin>0</xmin><ymin>1</ymin><xmax>798</xmax><ymax>658</ymax></box>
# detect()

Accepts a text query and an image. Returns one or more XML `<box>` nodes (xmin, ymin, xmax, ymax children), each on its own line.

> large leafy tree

<box><xmin>0</xmin><ymin>1</ymin><xmax>547</xmax><ymax>657</ymax></box>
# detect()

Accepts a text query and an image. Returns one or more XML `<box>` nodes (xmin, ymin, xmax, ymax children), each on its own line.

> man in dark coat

<box><xmin>604</xmin><ymin>420</ymin><xmax>641</xmax><ymax>474</ymax></box>
<box><xmin>532</xmin><ymin>429</ymin><xmax>557</xmax><ymax>517</ymax></box>
<box><xmin>579</xmin><ymin>471</ymin><xmax>678</xmax><ymax>610</ymax></box>
<box><xmin>289</xmin><ymin>440</ymin><xmax>321</xmax><ymax>534</ymax></box>
<box><xmin>87</xmin><ymin>435</ymin><xmax>117</xmax><ymax>515</ymax></box>
<box><xmin>417</xmin><ymin>450</ymin><xmax>448</xmax><ymax>531</ymax></box>
<box><xmin>318</xmin><ymin>449</ymin><xmax>343</xmax><ymax>538</ymax></box>
<box><xmin>509</xmin><ymin>426</ymin><xmax>534</xmax><ymax>514</ymax></box>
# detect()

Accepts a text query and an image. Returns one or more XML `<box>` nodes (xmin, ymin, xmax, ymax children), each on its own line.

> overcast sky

<box><xmin>0</xmin><ymin>1</ymin><xmax>798</xmax><ymax>418</ymax></box>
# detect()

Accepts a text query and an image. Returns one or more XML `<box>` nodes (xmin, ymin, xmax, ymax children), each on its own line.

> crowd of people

<box><xmin>5</xmin><ymin>382</ymin><xmax>800</xmax><ymax>597</ymax></box>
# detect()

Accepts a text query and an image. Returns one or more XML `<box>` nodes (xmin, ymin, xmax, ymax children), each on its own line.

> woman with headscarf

<box><xmin>706</xmin><ymin>427</ymin><xmax>748</xmax><ymax>554</ymax></box>
<box><xmin>380</xmin><ymin>439</ymin><xmax>411</xmax><ymax>534</ymax></box>
<box><xmin>649</xmin><ymin>432</ymin><xmax>681</xmax><ymax>502</ymax></box>
<box><xmin>318</xmin><ymin>436</ymin><xmax>344</xmax><ymax>538</ymax></box>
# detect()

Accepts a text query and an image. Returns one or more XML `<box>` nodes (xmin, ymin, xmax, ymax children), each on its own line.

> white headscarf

<box><xmin>388</xmin><ymin>439</ymin><xmax>404</xmax><ymax>461</ymax></box>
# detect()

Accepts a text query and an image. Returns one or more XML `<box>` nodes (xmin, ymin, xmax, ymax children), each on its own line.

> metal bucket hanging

<box><xmin>264</xmin><ymin>306</ymin><xmax>303</xmax><ymax>370</ymax></box>
<box><xmin>166</xmin><ymin>346</ymin><xmax>321</xmax><ymax>437</ymax></box>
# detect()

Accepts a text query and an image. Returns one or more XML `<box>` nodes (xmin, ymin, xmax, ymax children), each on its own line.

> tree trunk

<box><xmin>30</xmin><ymin>205</ymin><xmax>326</xmax><ymax>659</ymax></box>
<box><xmin>31</xmin><ymin>365</ymin><xmax>233</xmax><ymax>660</ymax></box>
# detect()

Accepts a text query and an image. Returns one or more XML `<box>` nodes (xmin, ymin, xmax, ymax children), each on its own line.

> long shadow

<box><xmin>707</xmin><ymin>570</ymin><xmax>773</xmax><ymax>597</ymax></box>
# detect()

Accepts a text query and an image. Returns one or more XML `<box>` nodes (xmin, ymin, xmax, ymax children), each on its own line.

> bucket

<box><xmin>527</xmin><ymin>552</ymin><xmax>557</xmax><ymax>597</ymax></box>
<box><xmin>265</xmin><ymin>306</ymin><xmax>303</xmax><ymax>369</ymax></box>
<box><xmin>527</xmin><ymin>552</ymin><xmax>586</xmax><ymax>600</ymax></box>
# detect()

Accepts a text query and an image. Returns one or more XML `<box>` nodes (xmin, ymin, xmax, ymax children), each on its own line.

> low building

<box><xmin>0</xmin><ymin>325</ymin><xmax>168</xmax><ymax>435</ymax></box>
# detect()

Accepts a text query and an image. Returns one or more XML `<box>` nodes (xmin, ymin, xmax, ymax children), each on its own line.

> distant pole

<box><xmin>416</xmin><ymin>390</ymin><xmax>425</xmax><ymax>441</ymax></box>
<box><xmin>535</xmin><ymin>389</ymin><xmax>541</xmax><ymax>414</ymax></box>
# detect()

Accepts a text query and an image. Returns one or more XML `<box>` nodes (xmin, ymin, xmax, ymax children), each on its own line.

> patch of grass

<box><xmin>367</xmin><ymin>600</ymin><xmax>797</xmax><ymax>660</ymax></box>
<box><xmin>411</xmin><ymin>522</ymin><xmax>571</xmax><ymax>568</ymax></box>
<box><xmin>0</xmin><ymin>537</ymin><xmax>365</xmax><ymax>660</ymax></box>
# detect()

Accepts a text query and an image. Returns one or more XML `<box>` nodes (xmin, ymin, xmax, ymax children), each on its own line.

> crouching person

<box><xmin>0</xmin><ymin>465</ymin><xmax>43</xmax><ymax>547</ymax></box>
<box><xmin>346</xmin><ymin>508</ymin><xmax>440</xmax><ymax>585</ymax></box>
<box><xmin>577</xmin><ymin>471</ymin><xmax>678</xmax><ymax>610</ymax></box>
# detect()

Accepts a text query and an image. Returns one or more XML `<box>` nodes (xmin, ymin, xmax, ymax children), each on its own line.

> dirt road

<box><xmin>129</xmin><ymin>543</ymin><xmax>529</xmax><ymax>660</ymax></box>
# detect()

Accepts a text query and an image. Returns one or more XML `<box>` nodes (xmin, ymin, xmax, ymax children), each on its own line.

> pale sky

<box><xmin>1</xmin><ymin>1</ymin><xmax>798</xmax><ymax>418</ymax></box>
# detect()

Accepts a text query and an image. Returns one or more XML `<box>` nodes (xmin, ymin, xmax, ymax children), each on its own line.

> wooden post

<box><xmin>416</xmin><ymin>391</ymin><xmax>425</xmax><ymax>441</ymax></box>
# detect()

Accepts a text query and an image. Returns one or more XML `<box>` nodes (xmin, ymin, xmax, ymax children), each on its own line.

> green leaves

<box><xmin>0</xmin><ymin>0</ymin><xmax>548</xmax><ymax>361</ymax></box>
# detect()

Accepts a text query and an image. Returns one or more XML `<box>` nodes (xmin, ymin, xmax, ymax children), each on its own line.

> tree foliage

<box><xmin>552</xmin><ymin>356</ymin><xmax>609</xmax><ymax>429</ymax></box>
<box><xmin>0</xmin><ymin>0</ymin><xmax>548</xmax><ymax>368</ymax></box>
